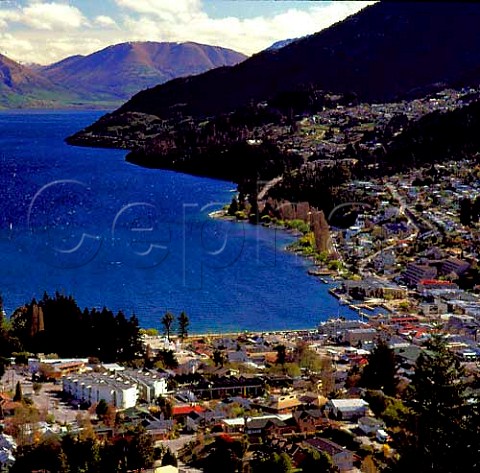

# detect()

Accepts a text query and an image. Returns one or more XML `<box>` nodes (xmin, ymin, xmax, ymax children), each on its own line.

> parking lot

<box><xmin>1</xmin><ymin>367</ymin><xmax>80</xmax><ymax>426</ymax></box>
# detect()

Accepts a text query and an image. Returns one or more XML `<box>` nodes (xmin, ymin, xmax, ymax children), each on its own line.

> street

<box><xmin>1</xmin><ymin>368</ymin><xmax>79</xmax><ymax>426</ymax></box>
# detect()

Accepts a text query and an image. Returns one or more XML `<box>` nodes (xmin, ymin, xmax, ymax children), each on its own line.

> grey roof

<box><xmin>305</xmin><ymin>438</ymin><xmax>353</xmax><ymax>457</ymax></box>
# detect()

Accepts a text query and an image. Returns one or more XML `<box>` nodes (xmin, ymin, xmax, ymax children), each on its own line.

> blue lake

<box><xmin>0</xmin><ymin>111</ymin><xmax>357</xmax><ymax>332</ymax></box>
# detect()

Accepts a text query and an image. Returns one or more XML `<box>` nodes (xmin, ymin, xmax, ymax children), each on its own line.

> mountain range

<box><xmin>266</xmin><ymin>37</ymin><xmax>302</xmax><ymax>51</ymax></box>
<box><xmin>100</xmin><ymin>2</ymin><xmax>480</xmax><ymax>120</ymax></box>
<box><xmin>0</xmin><ymin>42</ymin><xmax>247</xmax><ymax>109</ymax></box>
<box><xmin>67</xmin><ymin>1</ymin><xmax>480</xmax><ymax>192</ymax></box>
<box><xmin>0</xmin><ymin>53</ymin><xmax>78</xmax><ymax>109</ymax></box>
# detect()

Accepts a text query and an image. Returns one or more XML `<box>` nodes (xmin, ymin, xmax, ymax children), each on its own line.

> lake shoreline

<box><xmin>1</xmin><ymin>110</ymin><xmax>357</xmax><ymax>333</ymax></box>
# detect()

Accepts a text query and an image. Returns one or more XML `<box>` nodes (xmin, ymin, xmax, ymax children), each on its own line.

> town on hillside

<box><xmin>3</xmin><ymin>83</ymin><xmax>480</xmax><ymax>473</ymax></box>
<box><xmin>3</xmin><ymin>2</ymin><xmax>480</xmax><ymax>471</ymax></box>
<box><xmin>1</xmin><ymin>251</ymin><xmax>479</xmax><ymax>473</ymax></box>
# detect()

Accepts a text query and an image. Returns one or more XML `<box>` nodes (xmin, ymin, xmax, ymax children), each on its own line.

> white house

<box><xmin>326</xmin><ymin>398</ymin><xmax>369</xmax><ymax>420</ymax></box>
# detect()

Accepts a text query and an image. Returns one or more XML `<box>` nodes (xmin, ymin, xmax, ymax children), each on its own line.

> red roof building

<box><xmin>172</xmin><ymin>405</ymin><xmax>205</xmax><ymax>417</ymax></box>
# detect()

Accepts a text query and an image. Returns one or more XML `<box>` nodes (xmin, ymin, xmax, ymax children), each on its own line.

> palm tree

<box><xmin>178</xmin><ymin>312</ymin><xmax>190</xmax><ymax>340</ymax></box>
<box><xmin>161</xmin><ymin>312</ymin><xmax>175</xmax><ymax>341</ymax></box>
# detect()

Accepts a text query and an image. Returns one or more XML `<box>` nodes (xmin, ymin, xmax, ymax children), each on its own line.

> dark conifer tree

<box><xmin>178</xmin><ymin>311</ymin><xmax>190</xmax><ymax>340</ymax></box>
<box><xmin>394</xmin><ymin>334</ymin><xmax>478</xmax><ymax>472</ymax></box>
<box><xmin>162</xmin><ymin>448</ymin><xmax>178</xmax><ymax>467</ymax></box>
<box><xmin>13</xmin><ymin>381</ymin><xmax>23</xmax><ymax>403</ymax></box>
<box><xmin>274</xmin><ymin>345</ymin><xmax>287</xmax><ymax>366</ymax></box>
<box><xmin>360</xmin><ymin>339</ymin><xmax>397</xmax><ymax>395</ymax></box>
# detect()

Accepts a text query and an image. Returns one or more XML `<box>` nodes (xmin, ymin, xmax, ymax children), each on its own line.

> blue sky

<box><xmin>0</xmin><ymin>1</ymin><xmax>374</xmax><ymax>64</ymax></box>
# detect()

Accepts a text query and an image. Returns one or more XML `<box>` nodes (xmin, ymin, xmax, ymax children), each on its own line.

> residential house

<box><xmin>29</xmin><ymin>358</ymin><xmax>89</xmax><ymax>379</ymax></box>
<box><xmin>0</xmin><ymin>394</ymin><xmax>21</xmax><ymax>419</ymax></box>
<box><xmin>382</xmin><ymin>222</ymin><xmax>409</xmax><ymax>238</ymax></box>
<box><xmin>172</xmin><ymin>404</ymin><xmax>205</xmax><ymax>424</ymax></box>
<box><xmin>221</xmin><ymin>414</ymin><xmax>292</xmax><ymax>434</ymax></box>
<box><xmin>144</xmin><ymin>418</ymin><xmax>174</xmax><ymax>441</ymax></box>
<box><xmin>373</xmin><ymin>249</ymin><xmax>396</xmax><ymax>273</ymax></box>
<box><xmin>294</xmin><ymin>409</ymin><xmax>329</xmax><ymax>433</ymax></box>
<box><xmin>419</xmin><ymin>300</ymin><xmax>448</xmax><ymax>317</ymax></box>
<box><xmin>192</xmin><ymin>375</ymin><xmax>264</xmax><ymax>399</ymax></box>
<box><xmin>318</xmin><ymin>319</ymin><xmax>365</xmax><ymax>338</ymax></box>
<box><xmin>395</xmin><ymin>345</ymin><xmax>423</xmax><ymax>376</ymax></box>
<box><xmin>247</xmin><ymin>350</ymin><xmax>278</xmax><ymax>366</ymax></box>
<box><xmin>304</xmin><ymin>438</ymin><xmax>355</xmax><ymax>472</ymax></box>
<box><xmin>176</xmin><ymin>358</ymin><xmax>201</xmax><ymax>375</ymax></box>
<box><xmin>227</xmin><ymin>350</ymin><xmax>249</xmax><ymax>364</ymax></box>
<box><xmin>383</xmin><ymin>206</ymin><xmax>400</xmax><ymax>220</ymax></box>
<box><xmin>244</xmin><ymin>417</ymin><xmax>287</xmax><ymax>437</ymax></box>
<box><xmin>358</xmin><ymin>416</ymin><xmax>386</xmax><ymax>435</ymax></box>
<box><xmin>297</xmin><ymin>393</ymin><xmax>328</xmax><ymax>409</ymax></box>
<box><xmin>260</xmin><ymin>394</ymin><xmax>302</xmax><ymax>414</ymax></box>
<box><xmin>417</xmin><ymin>280</ymin><xmax>459</xmax><ymax>294</ymax></box>
<box><xmin>185</xmin><ymin>408</ymin><xmax>225</xmax><ymax>432</ymax></box>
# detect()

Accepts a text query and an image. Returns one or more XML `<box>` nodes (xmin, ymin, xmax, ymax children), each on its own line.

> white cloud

<box><xmin>116</xmin><ymin>0</ymin><xmax>203</xmax><ymax>20</ymax></box>
<box><xmin>0</xmin><ymin>0</ymin><xmax>376</xmax><ymax>64</ymax></box>
<box><xmin>0</xmin><ymin>10</ymin><xmax>20</xmax><ymax>29</ymax></box>
<box><xmin>116</xmin><ymin>0</ymin><xmax>375</xmax><ymax>55</ymax></box>
<box><xmin>95</xmin><ymin>15</ymin><xmax>117</xmax><ymax>28</ymax></box>
<box><xmin>22</xmin><ymin>2</ymin><xmax>86</xmax><ymax>30</ymax></box>
<box><xmin>0</xmin><ymin>32</ymin><xmax>34</xmax><ymax>62</ymax></box>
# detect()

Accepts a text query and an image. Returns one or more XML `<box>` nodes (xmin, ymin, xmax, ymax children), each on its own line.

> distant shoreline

<box><xmin>147</xmin><ymin>326</ymin><xmax>322</xmax><ymax>341</ymax></box>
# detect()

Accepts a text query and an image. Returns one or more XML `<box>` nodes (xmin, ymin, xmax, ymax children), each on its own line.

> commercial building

<box><xmin>403</xmin><ymin>263</ymin><xmax>437</xmax><ymax>287</ymax></box>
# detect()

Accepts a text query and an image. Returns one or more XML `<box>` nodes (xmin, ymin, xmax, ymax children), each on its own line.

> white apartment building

<box><xmin>63</xmin><ymin>373</ymin><xmax>138</xmax><ymax>409</ymax></box>
<box><xmin>63</xmin><ymin>369</ymin><xmax>168</xmax><ymax>408</ymax></box>
<box><xmin>121</xmin><ymin>370</ymin><xmax>168</xmax><ymax>403</ymax></box>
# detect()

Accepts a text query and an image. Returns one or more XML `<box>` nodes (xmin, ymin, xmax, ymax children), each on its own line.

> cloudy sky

<box><xmin>0</xmin><ymin>0</ymin><xmax>374</xmax><ymax>65</ymax></box>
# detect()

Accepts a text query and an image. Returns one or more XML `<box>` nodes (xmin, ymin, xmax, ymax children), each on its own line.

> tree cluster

<box><xmin>6</xmin><ymin>292</ymin><xmax>142</xmax><ymax>362</ymax></box>
<box><xmin>160</xmin><ymin>310</ymin><xmax>190</xmax><ymax>341</ymax></box>
<box><xmin>355</xmin><ymin>334</ymin><xmax>480</xmax><ymax>472</ymax></box>
<box><xmin>202</xmin><ymin>435</ymin><xmax>248</xmax><ymax>473</ymax></box>
<box><xmin>127</xmin><ymin>109</ymin><xmax>303</xmax><ymax>186</ymax></box>
<box><xmin>459</xmin><ymin>195</ymin><xmax>480</xmax><ymax>226</ymax></box>
<box><xmin>391</xmin><ymin>335</ymin><xmax>480</xmax><ymax>472</ymax></box>
<box><xmin>384</xmin><ymin>100</ymin><xmax>480</xmax><ymax>173</ymax></box>
<box><xmin>10</xmin><ymin>426</ymin><xmax>158</xmax><ymax>473</ymax></box>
